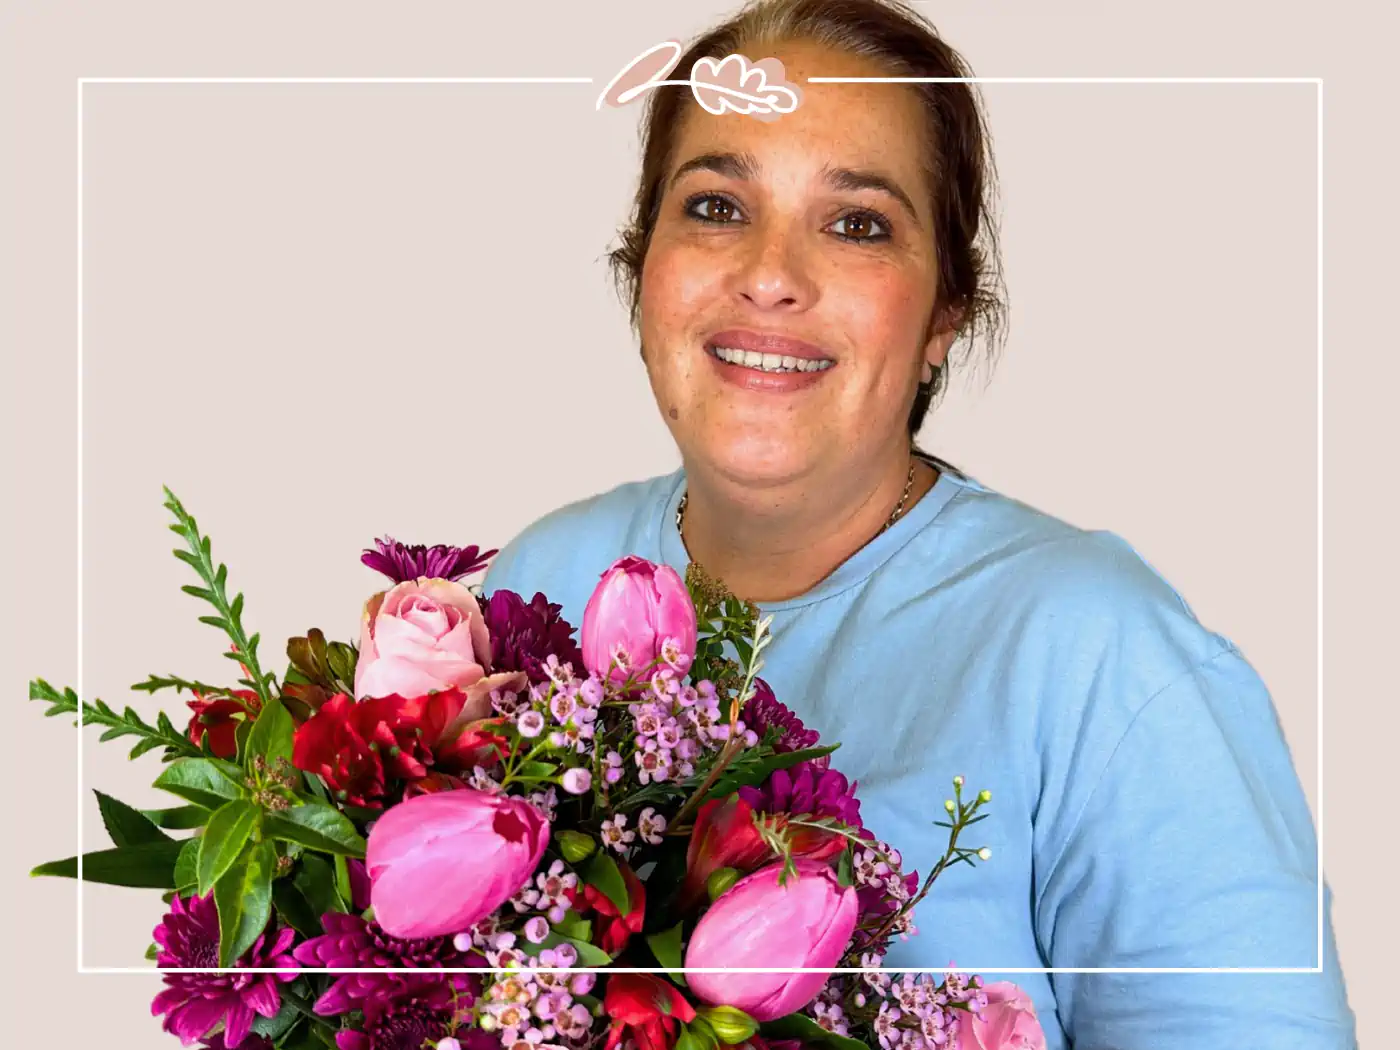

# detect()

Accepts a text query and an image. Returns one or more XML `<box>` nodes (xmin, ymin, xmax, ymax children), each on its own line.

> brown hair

<box><xmin>606</xmin><ymin>0</ymin><xmax>1008</xmax><ymax>471</ymax></box>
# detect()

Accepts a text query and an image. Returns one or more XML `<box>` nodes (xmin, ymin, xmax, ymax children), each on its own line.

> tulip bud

<box><xmin>707</xmin><ymin>867</ymin><xmax>740</xmax><ymax>901</ymax></box>
<box><xmin>697</xmin><ymin>1006</ymin><xmax>759</xmax><ymax>1044</ymax></box>
<box><xmin>581</xmin><ymin>557</ymin><xmax>698</xmax><ymax>683</ymax></box>
<box><xmin>557</xmin><ymin>830</ymin><xmax>597</xmax><ymax>864</ymax></box>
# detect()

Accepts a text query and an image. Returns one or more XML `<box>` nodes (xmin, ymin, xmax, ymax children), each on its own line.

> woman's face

<box><xmin>639</xmin><ymin>40</ymin><xmax>951</xmax><ymax>491</ymax></box>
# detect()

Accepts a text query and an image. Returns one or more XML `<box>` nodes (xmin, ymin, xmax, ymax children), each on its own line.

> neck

<box><xmin>678</xmin><ymin>445</ymin><xmax>937</xmax><ymax>604</ymax></box>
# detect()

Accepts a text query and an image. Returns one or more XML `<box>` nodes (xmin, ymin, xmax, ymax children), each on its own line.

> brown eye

<box><xmin>686</xmin><ymin>194</ymin><xmax>744</xmax><ymax>224</ymax></box>
<box><xmin>830</xmin><ymin>211</ymin><xmax>890</xmax><ymax>242</ymax></box>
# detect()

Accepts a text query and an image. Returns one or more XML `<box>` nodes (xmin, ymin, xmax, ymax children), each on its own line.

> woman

<box><xmin>484</xmin><ymin>1</ymin><xmax>1354</xmax><ymax>1047</ymax></box>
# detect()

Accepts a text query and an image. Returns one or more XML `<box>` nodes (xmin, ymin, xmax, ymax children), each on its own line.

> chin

<box><xmin>690</xmin><ymin>425</ymin><xmax>817</xmax><ymax>488</ymax></box>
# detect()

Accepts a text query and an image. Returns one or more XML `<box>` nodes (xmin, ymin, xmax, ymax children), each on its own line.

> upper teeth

<box><xmin>711</xmin><ymin>346</ymin><xmax>833</xmax><ymax>373</ymax></box>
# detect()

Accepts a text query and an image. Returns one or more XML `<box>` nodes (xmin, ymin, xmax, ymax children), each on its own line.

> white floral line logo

<box><xmin>596</xmin><ymin>40</ymin><xmax>803</xmax><ymax>121</ymax></box>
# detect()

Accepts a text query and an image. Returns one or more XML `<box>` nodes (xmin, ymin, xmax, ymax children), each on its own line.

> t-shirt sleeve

<box><xmin>1034</xmin><ymin>647</ymin><xmax>1355</xmax><ymax>1048</ymax></box>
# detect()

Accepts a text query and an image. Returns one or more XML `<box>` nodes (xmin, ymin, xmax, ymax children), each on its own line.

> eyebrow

<box><xmin>667</xmin><ymin>150</ymin><xmax>923</xmax><ymax>229</ymax></box>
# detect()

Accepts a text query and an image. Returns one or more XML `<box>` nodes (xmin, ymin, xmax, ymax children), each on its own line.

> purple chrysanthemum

<box><xmin>335</xmin><ymin>981</ymin><xmax>480</xmax><ymax>1050</ymax></box>
<box><xmin>292</xmin><ymin>913</ymin><xmax>484</xmax><ymax>1016</ymax></box>
<box><xmin>150</xmin><ymin>892</ymin><xmax>298</xmax><ymax>1048</ymax></box>
<box><xmin>481</xmin><ymin>588</ymin><xmax>585</xmax><ymax>685</ymax></box>
<box><xmin>738</xmin><ymin>760</ymin><xmax>863</xmax><ymax>830</ymax></box>
<box><xmin>361</xmin><ymin>537</ymin><xmax>497</xmax><ymax>584</ymax></box>
<box><xmin>745</xmin><ymin>678</ymin><xmax>827</xmax><ymax>767</ymax></box>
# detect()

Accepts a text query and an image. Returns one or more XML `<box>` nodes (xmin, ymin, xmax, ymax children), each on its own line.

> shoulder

<box><xmin>930</xmin><ymin>471</ymin><xmax>1229</xmax><ymax>653</ymax></box>
<box><xmin>482</xmin><ymin>470</ymin><xmax>680</xmax><ymax>622</ymax></box>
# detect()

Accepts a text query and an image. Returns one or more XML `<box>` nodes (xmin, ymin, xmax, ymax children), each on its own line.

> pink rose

<box><xmin>355</xmin><ymin>577</ymin><xmax>525</xmax><ymax>720</ymax></box>
<box><xmin>581</xmin><ymin>556</ymin><xmax>697</xmax><ymax>684</ymax></box>
<box><xmin>956</xmin><ymin>983</ymin><xmax>1047</xmax><ymax>1050</ymax></box>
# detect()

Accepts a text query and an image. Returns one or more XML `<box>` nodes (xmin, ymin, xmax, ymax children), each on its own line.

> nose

<box><xmin>731</xmin><ymin>219</ymin><xmax>818</xmax><ymax>311</ymax></box>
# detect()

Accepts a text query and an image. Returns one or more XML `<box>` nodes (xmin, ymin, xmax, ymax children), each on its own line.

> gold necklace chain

<box><xmin>675</xmin><ymin>457</ymin><xmax>918</xmax><ymax>542</ymax></box>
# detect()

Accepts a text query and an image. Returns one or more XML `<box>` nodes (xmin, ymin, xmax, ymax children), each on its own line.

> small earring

<box><xmin>921</xmin><ymin>361</ymin><xmax>935</xmax><ymax>384</ymax></box>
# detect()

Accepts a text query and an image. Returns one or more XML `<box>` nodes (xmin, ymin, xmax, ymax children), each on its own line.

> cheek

<box><xmin>833</xmin><ymin>270</ymin><xmax>930</xmax><ymax>380</ymax></box>
<box><xmin>640</xmin><ymin>241</ymin><xmax>726</xmax><ymax>345</ymax></box>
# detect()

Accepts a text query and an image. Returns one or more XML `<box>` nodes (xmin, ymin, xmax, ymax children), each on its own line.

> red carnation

<box><xmin>603</xmin><ymin>973</ymin><xmax>696</xmax><ymax>1050</ymax></box>
<box><xmin>566</xmin><ymin>862</ymin><xmax>646</xmax><ymax>956</ymax></box>
<box><xmin>290</xmin><ymin>693</ymin><xmax>434</xmax><ymax>809</ymax></box>
<box><xmin>185</xmin><ymin>690</ymin><xmax>260</xmax><ymax>759</ymax></box>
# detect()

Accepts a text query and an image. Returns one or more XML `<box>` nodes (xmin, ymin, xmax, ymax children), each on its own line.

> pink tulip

<box><xmin>955</xmin><ymin>983</ymin><xmax>1047</xmax><ymax>1050</ymax></box>
<box><xmin>684</xmin><ymin>859</ymin><xmax>859</xmax><ymax>1021</ymax></box>
<box><xmin>365</xmin><ymin>788</ymin><xmax>549</xmax><ymax>939</ymax></box>
<box><xmin>581</xmin><ymin>556</ymin><xmax>698</xmax><ymax>683</ymax></box>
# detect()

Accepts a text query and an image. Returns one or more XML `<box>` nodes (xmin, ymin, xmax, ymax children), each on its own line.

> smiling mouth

<box><xmin>707</xmin><ymin>345</ymin><xmax>835</xmax><ymax>374</ymax></box>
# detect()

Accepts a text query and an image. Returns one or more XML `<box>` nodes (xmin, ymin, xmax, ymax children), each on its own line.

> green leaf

<box><xmin>174</xmin><ymin>838</ymin><xmax>200</xmax><ymax>893</ymax></box>
<box><xmin>264</xmin><ymin>802</ymin><xmax>366</xmax><ymax>857</ymax></box>
<box><xmin>551</xmin><ymin>912</ymin><xmax>593</xmax><ymax>943</ymax></box>
<box><xmin>30</xmin><ymin>678</ymin><xmax>203</xmax><ymax>760</ymax></box>
<box><xmin>30</xmin><ymin>839</ymin><xmax>185</xmax><ymax>888</ymax></box>
<box><xmin>246</xmin><ymin>696</ymin><xmax>295</xmax><ymax>767</ymax></box>
<box><xmin>153</xmin><ymin>758</ymin><xmax>244</xmax><ymax>811</ymax></box>
<box><xmin>579</xmin><ymin>851</ymin><xmax>630</xmax><ymax>915</ymax></box>
<box><xmin>95</xmin><ymin>790</ymin><xmax>173</xmax><ymax>847</ymax></box>
<box><xmin>294</xmin><ymin>854</ymin><xmax>348</xmax><ymax>919</ymax></box>
<box><xmin>272</xmin><ymin>879</ymin><xmax>324</xmax><ymax>938</ymax></box>
<box><xmin>515</xmin><ymin>761</ymin><xmax>558</xmax><ymax>779</ymax></box>
<box><xmin>760</xmin><ymin>1013</ymin><xmax>869</xmax><ymax>1050</ymax></box>
<box><xmin>675</xmin><ymin>1028</ymin><xmax>704</xmax><ymax>1050</ymax></box>
<box><xmin>334</xmin><ymin>854</ymin><xmax>353</xmax><ymax>908</ymax></box>
<box><xmin>214</xmin><ymin>839</ymin><xmax>276</xmax><ymax>967</ymax></box>
<box><xmin>141</xmin><ymin>805</ymin><xmax>209</xmax><ymax>831</ymax></box>
<box><xmin>836</xmin><ymin>845</ymin><xmax>854</xmax><ymax>889</ymax></box>
<box><xmin>646</xmin><ymin>921</ymin><xmax>687</xmax><ymax>986</ymax></box>
<box><xmin>251</xmin><ymin>1000</ymin><xmax>300</xmax><ymax>1040</ymax></box>
<box><xmin>145</xmin><ymin>942</ymin><xmax>161</xmax><ymax>961</ymax></box>
<box><xmin>198</xmin><ymin>800</ymin><xmax>260</xmax><ymax>895</ymax></box>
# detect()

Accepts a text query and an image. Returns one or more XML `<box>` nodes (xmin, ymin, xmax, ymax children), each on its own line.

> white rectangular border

<box><xmin>76</xmin><ymin>75</ymin><xmax>1325</xmax><ymax>976</ymax></box>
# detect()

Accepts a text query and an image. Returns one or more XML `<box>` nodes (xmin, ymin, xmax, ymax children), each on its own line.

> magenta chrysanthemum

<box><xmin>150</xmin><ymin>892</ymin><xmax>298</xmax><ymax>1048</ymax></box>
<box><xmin>334</xmin><ymin>981</ymin><xmax>473</xmax><ymax>1050</ymax></box>
<box><xmin>738</xmin><ymin>760</ymin><xmax>862</xmax><ymax>829</ymax></box>
<box><xmin>361</xmin><ymin>537</ymin><xmax>496</xmax><ymax>584</ymax></box>
<box><xmin>482</xmin><ymin>588</ymin><xmax>585</xmax><ymax>685</ymax></box>
<box><xmin>292</xmin><ymin>913</ymin><xmax>484</xmax><ymax>1015</ymax></box>
<box><xmin>745</xmin><ymin>678</ymin><xmax>827</xmax><ymax>767</ymax></box>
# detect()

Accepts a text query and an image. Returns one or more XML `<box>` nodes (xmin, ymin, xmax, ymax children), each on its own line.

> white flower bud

<box><xmin>979</xmin><ymin>790</ymin><xmax>992</xmax><ymax>803</ymax></box>
<box><xmin>944</xmin><ymin>799</ymin><xmax>955</xmax><ymax>813</ymax></box>
<box><xmin>953</xmin><ymin>775</ymin><xmax>965</xmax><ymax>788</ymax></box>
<box><xmin>978</xmin><ymin>847</ymin><xmax>992</xmax><ymax>861</ymax></box>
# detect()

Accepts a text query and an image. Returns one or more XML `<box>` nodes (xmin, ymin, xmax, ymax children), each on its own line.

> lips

<box><xmin>704</xmin><ymin>329</ymin><xmax>833</xmax><ymax>362</ymax></box>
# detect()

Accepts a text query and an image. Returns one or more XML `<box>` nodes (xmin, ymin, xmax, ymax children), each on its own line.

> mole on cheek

<box><xmin>668</xmin><ymin>407</ymin><xmax>679</xmax><ymax>420</ymax></box>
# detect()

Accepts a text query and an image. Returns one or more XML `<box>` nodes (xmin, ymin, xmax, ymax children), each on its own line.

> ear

<box><xmin>922</xmin><ymin>303</ymin><xmax>966</xmax><ymax>372</ymax></box>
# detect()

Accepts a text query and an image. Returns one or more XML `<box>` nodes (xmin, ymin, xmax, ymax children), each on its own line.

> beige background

<box><xmin>2</xmin><ymin>0</ymin><xmax>1393</xmax><ymax>1045</ymax></box>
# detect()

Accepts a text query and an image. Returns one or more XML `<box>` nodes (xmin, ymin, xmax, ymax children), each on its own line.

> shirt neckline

<box><xmin>656</xmin><ymin>456</ymin><xmax>966</xmax><ymax>613</ymax></box>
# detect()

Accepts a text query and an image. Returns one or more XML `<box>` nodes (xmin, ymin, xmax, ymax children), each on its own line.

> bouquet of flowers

<box><xmin>29</xmin><ymin>489</ymin><xmax>1046</xmax><ymax>1050</ymax></box>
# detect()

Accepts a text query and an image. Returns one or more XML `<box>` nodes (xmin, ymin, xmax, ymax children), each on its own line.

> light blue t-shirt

<box><xmin>482</xmin><ymin>463</ymin><xmax>1355</xmax><ymax>1049</ymax></box>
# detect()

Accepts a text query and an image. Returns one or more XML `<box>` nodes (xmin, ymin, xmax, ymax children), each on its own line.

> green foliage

<box><xmin>31</xmin><ymin>678</ymin><xmax>202</xmax><ymax>762</ymax></box>
<box><xmin>246</xmin><ymin>696</ymin><xmax>295</xmax><ymax>767</ymax></box>
<box><xmin>30</xmin><ymin>840</ymin><xmax>186</xmax><ymax>888</ymax></box>
<box><xmin>95</xmin><ymin>790</ymin><xmax>173</xmax><ymax>847</ymax></box>
<box><xmin>214</xmin><ymin>839</ymin><xmax>276</xmax><ymax>967</ymax></box>
<box><xmin>263</xmin><ymin>802</ymin><xmax>366</xmax><ymax>857</ymax></box>
<box><xmin>645</xmin><ymin>921</ymin><xmax>687</xmax><ymax>985</ymax></box>
<box><xmin>760</xmin><ymin>1013</ymin><xmax>869</xmax><ymax>1050</ymax></box>
<box><xmin>153</xmin><ymin>757</ymin><xmax>245</xmax><ymax>811</ymax></box>
<box><xmin>163</xmin><ymin>486</ymin><xmax>277</xmax><ymax>706</ymax></box>
<box><xmin>197</xmin><ymin>800</ymin><xmax>261</xmax><ymax>895</ymax></box>
<box><xmin>579</xmin><ymin>850</ymin><xmax>630</xmax><ymax>914</ymax></box>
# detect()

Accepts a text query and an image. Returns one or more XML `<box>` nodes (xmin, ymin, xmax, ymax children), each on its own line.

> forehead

<box><xmin>668</xmin><ymin>40</ymin><xmax>931</xmax><ymax>184</ymax></box>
